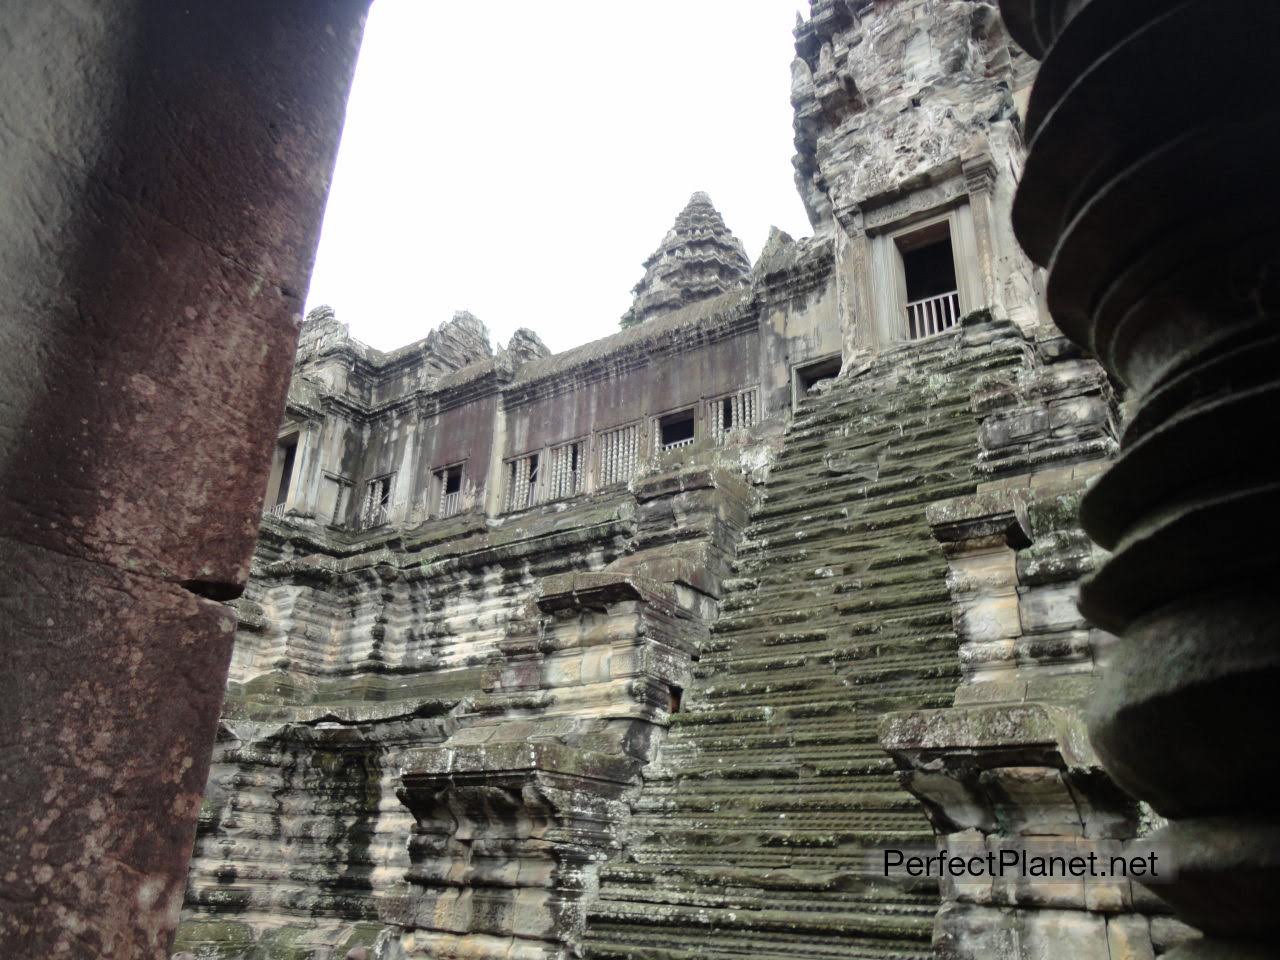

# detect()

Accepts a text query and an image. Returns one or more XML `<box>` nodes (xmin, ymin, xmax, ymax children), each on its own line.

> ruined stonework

<box><xmin>177</xmin><ymin>3</ymin><xmax>1174</xmax><ymax>959</ymax></box>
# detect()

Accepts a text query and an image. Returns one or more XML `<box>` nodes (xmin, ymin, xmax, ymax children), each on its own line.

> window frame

<box><xmin>595</xmin><ymin>420</ymin><xmax>643</xmax><ymax>488</ymax></box>
<box><xmin>706</xmin><ymin>386</ymin><xmax>761</xmax><ymax>445</ymax></box>
<box><xmin>791</xmin><ymin>354</ymin><xmax>843</xmax><ymax>410</ymax></box>
<box><xmin>431</xmin><ymin>461</ymin><xmax>466</xmax><ymax>519</ymax></box>
<box><xmin>652</xmin><ymin>405</ymin><xmax>697</xmax><ymax>453</ymax></box>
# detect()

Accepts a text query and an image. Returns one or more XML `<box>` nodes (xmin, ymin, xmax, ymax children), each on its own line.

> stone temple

<box><xmin>170</xmin><ymin>2</ymin><xmax>1186</xmax><ymax>957</ymax></box>
<box><xmin>6</xmin><ymin>1</ymin><xmax>1275</xmax><ymax>959</ymax></box>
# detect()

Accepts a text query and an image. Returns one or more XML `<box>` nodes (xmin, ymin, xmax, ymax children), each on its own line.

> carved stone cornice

<box><xmin>503</xmin><ymin>296</ymin><xmax>758</xmax><ymax>410</ymax></box>
<box><xmin>961</xmin><ymin>152</ymin><xmax>998</xmax><ymax>197</ymax></box>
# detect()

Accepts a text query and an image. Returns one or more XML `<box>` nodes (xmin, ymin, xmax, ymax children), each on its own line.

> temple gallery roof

<box><xmin>297</xmin><ymin>192</ymin><xmax>826</xmax><ymax>396</ymax></box>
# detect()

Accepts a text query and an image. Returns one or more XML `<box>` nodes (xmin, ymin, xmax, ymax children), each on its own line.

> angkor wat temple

<box><xmin>170</xmin><ymin>2</ymin><xmax>1168</xmax><ymax>956</ymax></box>
<box><xmin>4</xmin><ymin>1</ymin><xmax>1276</xmax><ymax>960</ymax></box>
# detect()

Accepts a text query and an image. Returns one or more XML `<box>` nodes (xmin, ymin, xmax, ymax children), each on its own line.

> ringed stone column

<box><xmin>998</xmin><ymin>1</ymin><xmax>1280</xmax><ymax>955</ymax></box>
<box><xmin>0</xmin><ymin>2</ymin><xmax>369</xmax><ymax>957</ymax></box>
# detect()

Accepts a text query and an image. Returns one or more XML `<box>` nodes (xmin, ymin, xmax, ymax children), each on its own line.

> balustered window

<box><xmin>656</xmin><ymin>408</ymin><xmax>696</xmax><ymax>452</ymax></box>
<box><xmin>898</xmin><ymin>221</ymin><xmax>960</xmax><ymax>339</ymax></box>
<box><xmin>263</xmin><ymin>431</ymin><xmax>300</xmax><ymax>515</ymax></box>
<box><xmin>708</xmin><ymin>388</ymin><xmax>759</xmax><ymax>444</ymax></box>
<box><xmin>359</xmin><ymin>473</ymin><xmax>393</xmax><ymax>528</ymax></box>
<box><xmin>598</xmin><ymin>422</ymin><xmax>640</xmax><ymax>487</ymax></box>
<box><xmin>433</xmin><ymin>463</ymin><xmax>464</xmax><ymax>518</ymax></box>
<box><xmin>503</xmin><ymin>452</ymin><xmax>541</xmax><ymax>513</ymax></box>
<box><xmin>546</xmin><ymin>439</ymin><xmax>585</xmax><ymax>501</ymax></box>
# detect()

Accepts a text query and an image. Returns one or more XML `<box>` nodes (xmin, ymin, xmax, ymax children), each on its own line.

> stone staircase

<box><xmin>582</xmin><ymin>326</ymin><xmax>1027</xmax><ymax>960</ymax></box>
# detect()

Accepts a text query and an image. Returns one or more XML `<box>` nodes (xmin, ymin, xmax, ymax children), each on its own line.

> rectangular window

<box><xmin>275</xmin><ymin>438</ymin><xmax>298</xmax><ymax>505</ymax></box>
<box><xmin>360</xmin><ymin>473</ymin><xmax>393</xmax><ymax>528</ymax></box>
<box><xmin>793</xmin><ymin>355</ymin><xmax>842</xmax><ymax>406</ymax></box>
<box><xmin>503</xmin><ymin>452</ymin><xmax>541</xmax><ymax>513</ymax></box>
<box><xmin>264</xmin><ymin>432</ymin><xmax>300</xmax><ymax>518</ymax></box>
<box><xmin>708</xmin><ymin>387</ymin><xmax>760</xmax><ymax>445</ymax></box>
<box><xmin>546</xmin><ymin>439</ymin><xmax>585</xmax><ymax>501</ymax></box>
<box><xmin>598</xmin><ymin>423</ymin><xmax>640</xmax><ymax>487</ymax></box>
<box><xmin>433</xmin><ymin>463</ymin><xmax>464</xmax><ymax>518</ymax></box>
<box><xmin>656</xmin><ymin>408</ymin><xmax>696</xmax><ymax>452</ymax></box>
<box><xmin>898</xmin><ymin>222</ymin><xmax>960</xmax><ymax>339</ymax></box>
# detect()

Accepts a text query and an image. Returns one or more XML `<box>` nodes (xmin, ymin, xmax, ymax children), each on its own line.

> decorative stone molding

<box><xmin>961</xmin><ymin>154</ymin><xmax>998</xmax><ymax>198</ymax></box>
<box><xmin>791</xmin><ymin>0</ymin><xmax>1034</xmax><ymax>235</ymax></box>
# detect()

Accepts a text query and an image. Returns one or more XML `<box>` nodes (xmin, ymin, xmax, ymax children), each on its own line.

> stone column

<box><xmin>837</xmin><ymin>216</ymin><xmax>877</xmax><ymax>361</ymax></box>
<box><xmin>290</xmin><ymin>418</ymin><xmax>326</xmax><ymax>517</ymax></box>
<box><xmin>0</xmin><ymin>3</ymin><xmax>368</xmax><ymax>957</ymax></box>
<box><xmin>483</xmin><ymin>388</ymin><xmax>510</xmax><ymax>518</ymax></box>
<box><xmin>998</xmin><ymin>1</ymin><xmax>1280</xmax><ymax>955</ymax></box>
<box><xmin>960</xmin><ymin>152</ymin><xmax>1000</xmax><ymax>314</ymax></box>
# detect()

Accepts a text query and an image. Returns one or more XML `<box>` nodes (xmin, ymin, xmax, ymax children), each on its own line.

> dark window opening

<box><xmin>667</xmin><ymin>683</ymin><xmax>684</xmax><ymax>714</ymax></box>
<box><xmin>359</xmin><ymin>473</ymin><xmax>393</xmax><ymax>528</ymax></box>
<box><xmin>720</xmin><ymin>397</ymin><xmax>734</xmax><ymax>432</ymax></box>
<box><xmin>658</xmin><ymin>409</ymin><xmax>696</xmax><ymax>448</ymax></box>
<box><xmin>796</xmin><ymin>356</ymin><xmax>842</xmax><ymax>398</ymax></box>
<box><xmin>902</xmin><ymin>236</ymin><xmax>958</xmax><ymax>303</ymax></box>
<box><xmin>899</xmin><ymin>223</ymin><xmax>961</xmax><ymax>339</ymax></box>
<box><xmin>275</xmin><ymin>438</ymin><xmax>298</xmax><ymax>505</ymax></box>
<box><xmin>443</xmin><ymin>466</ymin><xmax>462</xmax><ymax>495</ymax></box>
<box><xmin>435</xmin><ymin>463</ymin><xmax>464</xmax><ymax>518</ymax></box>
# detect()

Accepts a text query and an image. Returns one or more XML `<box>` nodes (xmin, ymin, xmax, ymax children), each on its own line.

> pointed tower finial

<box><xmin>620</xmin><ymin>193</ymin><xmax>751</xmax><ymax>329</ymax></box>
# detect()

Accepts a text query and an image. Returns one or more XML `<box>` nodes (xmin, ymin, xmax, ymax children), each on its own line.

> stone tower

<box><xmin>620</xmin><ymin>192</ymin><xmax>751</xmax><ymax>329</ymax></box>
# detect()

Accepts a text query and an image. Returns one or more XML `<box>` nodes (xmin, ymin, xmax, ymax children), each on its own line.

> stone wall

<box><xmin>879</xmin><ymin>327</ymin><xmax>1196</xmax><ymax>955</ymax></box>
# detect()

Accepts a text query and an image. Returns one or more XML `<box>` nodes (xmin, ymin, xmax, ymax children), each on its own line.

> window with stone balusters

<box><xmin>597</xmin><ymin>422</ymin><xmax>640</xmax><ymax>487</ymax></box>
<box><xmin>359</xmin><ymin>473</ymin><xmax>393</xmax><ymax>528</ymax></box>
<box><xmin>503</xmin><ymin>452</ymin><xmax>541</xmax><ymax>513</ymax></box>
<box><xmin>432</xmin><ymin>463</ymin><xmax>464</xmax><ymax>518</ymax></box>
<box><xmin>655</xmin><ymin>408</ymin><xmax>696</xmax><ymax>452</ymax></box>
<box><xmin>545</xmin><ymin>438</ymin><xmax>586</xmax><ymax>502</ymax></box>
<box><xmin>708</xmin><ymin>386</ymin><xmax>760</xmax><ymax>444</ymax></box>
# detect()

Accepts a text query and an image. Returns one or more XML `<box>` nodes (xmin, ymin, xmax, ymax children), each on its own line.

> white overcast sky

<box><xmin>304</xmin><ymin>0</ymin><xmax>814</xmax><ymax>355</ymax></box>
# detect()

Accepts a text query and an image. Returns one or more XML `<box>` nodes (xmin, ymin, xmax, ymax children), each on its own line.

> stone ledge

<box><xmin>880</xmin><ymin>700</ymin><xmax>1098</xmax><ymax>769</ymax></box>
<box><xmin>400</xmin><ymin>742</ymin><xmax>641</xmax><ymax>786</ymax></box>
<box><xmin>927</xmin><ymin>489</ymin><xmax>1033</xmax><ymax>548</ymax></box>
<box><xmin>534</xmin><ymin>571</ymin><xmax>677</xmax><ymax>613</ymax></box>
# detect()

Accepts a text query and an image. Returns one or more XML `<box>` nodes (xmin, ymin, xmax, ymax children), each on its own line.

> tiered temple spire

<box><xmin>620</xmin><ymin>192</ymin><xmax>751</xmax><ymax>328</ymax></box>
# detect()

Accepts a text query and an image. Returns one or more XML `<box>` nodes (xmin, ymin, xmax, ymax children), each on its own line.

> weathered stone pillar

<box><xmin>837</xmin><ymin>215</ymin><xmax>877</xmax><ymax>361</ymax></box>
<box><xmin>998</xmin><ymin>1</ymin><xmax>1280</xmax><ymax>955</ymax></box>
<box><xmin>0</xmin><ymin>3</ymin><xmax>368</xmax><ymax>957</ymax></box>
<box><xmin>960</xmin><ymin>153</ymin><xmax>1001</xmax><ymax>315</ymax></box>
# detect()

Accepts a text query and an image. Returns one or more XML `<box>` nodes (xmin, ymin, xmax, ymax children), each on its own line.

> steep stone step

<box><xmin>580</xmin><ymin>330</ymin><xmax>1012</xmax><ymax>960</ymax></box>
